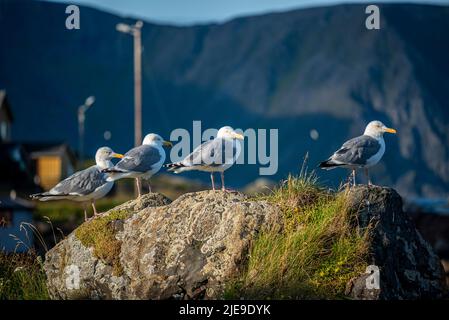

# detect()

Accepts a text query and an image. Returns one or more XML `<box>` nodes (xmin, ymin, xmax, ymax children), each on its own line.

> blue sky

<box><xmin>46</xmin><ymin>0</ymin><xmax>449</xmax><ymax>25</ymax></box>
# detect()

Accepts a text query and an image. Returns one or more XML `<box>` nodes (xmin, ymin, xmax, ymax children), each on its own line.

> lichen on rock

<box><xmin>43</xmin><ymin>186</ymin><xmax>446</xmax><ymax>300</ymax></box>
<box><xmin>44</xmin><ymin>191</ymin><xmax>280</xmax><ymax>299</ymax></box>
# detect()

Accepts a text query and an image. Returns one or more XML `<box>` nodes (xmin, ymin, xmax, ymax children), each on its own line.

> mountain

<box><xmin>1</xmin><ymin>0</ymin><xmax>448</xmax><ymax>196</ymax></box>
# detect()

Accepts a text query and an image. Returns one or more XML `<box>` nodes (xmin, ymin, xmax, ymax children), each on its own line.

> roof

<box><xmin>0</xmin><ymin>142</ymin><xmax>77</xmax><ymax>194</ymax></box>
<box><xmin>21</xmin><ymin>142</ymin><xmax>77</xmax><ymax>166</ymax></box>
<box><xmin>0</xmin><ymin>90</ymin><xmax>14</xmax><ymax>122</ymax></box>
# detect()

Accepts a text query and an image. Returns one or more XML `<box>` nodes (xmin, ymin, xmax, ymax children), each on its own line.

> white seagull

<box><xmin>31</xmin><ymin>147</ymin><xmax>124</xmax><ymax>220</ymax></box>
<box><xmin>165</xmin><ymin>126</ymin><xmax>244</xmax><ymax>191</ymax></box>
<box><xmin>103</xmin><ymin>133</ymin><xmax>172</xmax><ymax>197</ymax></box>
<box><xmin>319</xmin><ymin>120</ymin><xmax>397</xmax><ymax>185</ymax></box>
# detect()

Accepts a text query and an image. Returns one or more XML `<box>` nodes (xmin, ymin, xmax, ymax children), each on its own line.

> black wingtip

<box><xmin>164</xmin><ymin>163</ymin><xmax>184</xmax><ymax>172</ymax></box>
<box><xmin>164</xmin><ymin>163</ymin><xmax>181</xmax><ymax>168</ymax></box>
<box><xmin>318</xmin><ymin>161</ymin><xmax>328</xmax><ymax>168</ymax></box>
<box><xmin>319</xmin><ymin>160</ymin><xmax>344</xmax><ymax>170</ymax></box>
<box><xmin>318</xmin><ymin>160</ymin><xmax>334</xmax><ymax>169</ymax></box>
<box><xmin>102</xmin><ymin>168</ymin><xmax>123</xmax><ymax>174</ymax></box>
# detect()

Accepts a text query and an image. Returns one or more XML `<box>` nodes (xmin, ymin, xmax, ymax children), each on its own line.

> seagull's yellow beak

<box><xmin>233</xmin><ymin>132</ymin><xmax>244</xmax><ymax>140</ymax></box>
<box><xmin>112</xmin><ymin>153</ymin><xmax>124</xmax><ymax>159</ymax></box>
<box><xmin>383</xmin><ymin>127</ymin><xmax>397</xmax><ymax>134</ymax></box>
<box><xmin>163</xmin><ymin>140</ymin><xmax>173</xmax><ymax>147</ymax></box>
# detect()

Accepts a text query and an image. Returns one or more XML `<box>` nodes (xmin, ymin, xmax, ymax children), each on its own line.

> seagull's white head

<box><xmin>364</xmin><ymin>120</ymin><xmax>397</xmax><ymax>138</ymax></box>
<box><xmin>217</xmin><ymin>126</ymin><xmax>244</xmax><ymax>140</ymax></box>
<box><xmin>142</xmin><ymin>133</ymin><xmax>173</xmax><ymax>147</ymax></box>
<box><xmin>95</xmin><ymin>147</ymin><xmax>124</xmax><ymax>169</ymax></box>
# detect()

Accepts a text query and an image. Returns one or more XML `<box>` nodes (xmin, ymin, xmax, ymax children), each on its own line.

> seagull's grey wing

<box><xmin>182</xmin><ymin>138</ymin><xmax>238</xmax><ymax>167</ymax></box>
<box><xmin>51</xmin><ymin>166</ymin><xmax>107</xmax><ymax>196</ymax></box>
<box><xmin>114</xmin><ymin>145</ymin><xmax>162</xmax><ymax>173</ymax></box>
<box><xmin>331</xmin><ymin>135</ymin><xmax>381</xmax><ymax>165</ymax></box>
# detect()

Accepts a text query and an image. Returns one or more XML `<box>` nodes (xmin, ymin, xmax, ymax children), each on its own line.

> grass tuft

<box><xmin>227</xmin><ymin>170</ymin><xmax>370</xmax><ymax>299</ymax></box>
<box><xmin>74</xmin><ymin>209</ymin><xmax>130</xmax><ymax>276</ymax></box>
<box><xmin>0</xmin><ymin>251</ymin><xmax>49</xmax><ymax>300</ymax></box>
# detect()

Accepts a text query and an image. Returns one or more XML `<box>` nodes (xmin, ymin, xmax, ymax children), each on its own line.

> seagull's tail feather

<box><xmin>30</xmin><ymin>193</ymin><xmax>70</xmax><ymax>201</ymax></box>
<box><xmin>318</xmin><ymin>160</ymin><xmax>344</xmax><ymax>170</ymax></box>
<box><xmin>102</xmin><ymin>168</ymin><xmax>129</xmax><ymax>182</ymax></box>
<box><xmin>164</xmin><ymin>162</ymin><xmax>185</xmax><ymax>173</ymax></box>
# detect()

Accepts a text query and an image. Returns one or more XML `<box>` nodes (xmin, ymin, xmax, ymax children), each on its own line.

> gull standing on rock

<box><xmin>30</xmin><ymin>147</ymin><xmax>124</xmax><ymax>221</ymax></box>
<box><xmin>103</xmin><ymin>133</ymin><xmax>172</xmax><ymax>197</ymax></box>
<box><xmin>319</xmin><ymin>120</ymin><xmax>397</xmax><ymax>186</ymax></box>
<box><xmin>164</xmin><ymin>126</ymin><xmax>244</xmax><ymax>191</ymax></box>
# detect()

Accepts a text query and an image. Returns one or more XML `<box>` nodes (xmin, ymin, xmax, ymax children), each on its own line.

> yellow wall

<box><xmin>37</xmin><ymin>156</ymin><xmax>61</xmax><ymax>190</ymax></box>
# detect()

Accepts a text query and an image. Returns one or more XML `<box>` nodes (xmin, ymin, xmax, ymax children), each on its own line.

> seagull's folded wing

<box><xmin>331</xmin><ymin>135</ymin><xmax>381</xmax><ymax>165</ymax></box>
<box><xmin>51</xmin><ymin>166</ymin><xmax>107</xmax><ymax>196</ymax></box>
<box><xmin>115</xmin><ymin>145</ymin><xmax>162</xmax><ymax>173</ymax></box>
<box><xmin>182</xmin><ymin>138</ymin><xmax>239</xmax><ymax>167</ymax></box>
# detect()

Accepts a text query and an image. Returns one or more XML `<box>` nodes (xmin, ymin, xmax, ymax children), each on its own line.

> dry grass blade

<box><xmin>226</xmin><ymin>168</ymin><xmax>370</xmax><ymax>300</ymax></box>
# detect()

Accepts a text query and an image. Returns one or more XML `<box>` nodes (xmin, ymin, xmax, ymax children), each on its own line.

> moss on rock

<box><xmin>75</xmin><ymin>209</ymin><xmax>130</xmax><ymax>276</ymax></box>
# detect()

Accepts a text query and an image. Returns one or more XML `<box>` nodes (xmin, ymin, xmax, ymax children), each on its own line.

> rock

<box><xmin>345</xmin><ymin>186</ymin><xmax>447</xmax><ymax>300</ymax></box>
<box><xmin>112</xmin><ymin>192</ymin><xmax>172</xmax><ymax>212</ymax></box>
<box><xmin>43</xmin><ymin>191</ymin><xmax>281</xmax><ymax>299</ymax></box>
<box><xmin>43</xmin><ymin>187</ymin><xmax>446</xmax><ymax>300</ymax></box>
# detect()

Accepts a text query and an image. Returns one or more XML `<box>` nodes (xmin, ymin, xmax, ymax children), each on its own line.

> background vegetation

<box><xmin>0</xmin><ymin>251</ymin><xmax>49</xmax><ymax>300</ymax></box>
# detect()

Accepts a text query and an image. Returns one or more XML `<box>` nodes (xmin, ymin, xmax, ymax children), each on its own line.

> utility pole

<box><xmin>116</xmin><ymin>20</ymin><xmax>143</xmax><ymax>147</ymax></box>
<box><xmin>78</xmin><ymin>96</ymin><xmax>95</xmax><ymax>165</ymax></box>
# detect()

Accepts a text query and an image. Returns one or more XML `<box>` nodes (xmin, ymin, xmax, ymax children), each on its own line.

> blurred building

<box><xmin>0</xmin><ymin>90</ymin><xmax>13</xmax><ymax>142</ymax></box>
<box><xmin>0</xmin><ymin>90</ymin><xmax>77</xmax><ymax>195</ymax></box>
<box><xmin>0</xmin><ymin>90</ymin><xmax>77</xmax><ymax>253</ymax></box>
<box><xmin>23</xmin><ymin>143</ymin><xmax>76</xmax><ymax>191</ymax></box>
<box><xmin>0</xmin><ymin>143</ymin><xmax>38</xmax><ymax>197</ymax></box>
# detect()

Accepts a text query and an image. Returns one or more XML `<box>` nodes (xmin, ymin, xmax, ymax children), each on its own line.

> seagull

<box><xmin>164</xmin><ymin>126</ymin><xmax>244</xmax><ymax>191</ymax></box>
<box><xmin>30</xmin><ymin>147</ymin><xmax>124</xmax><ymax>221</ymax></box>
<box><xmin>103</xmin><ymin>133</ymin><xmax>172</xmax><ymax>197</ymax></box>
<box><xmin>319</xmin><ymin>120</ymin><xmax>397</xmax><ymax>186</ymax></box>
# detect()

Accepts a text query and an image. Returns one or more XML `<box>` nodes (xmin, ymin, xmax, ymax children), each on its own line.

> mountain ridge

<box><xmin>0</xmin><ymin>1</ymin><xmax>448</xmax><ymax>196</ymax></box>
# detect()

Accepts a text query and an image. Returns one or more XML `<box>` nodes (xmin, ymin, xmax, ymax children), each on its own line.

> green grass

<box><xmin>225</xmin><ymin>171</ymin><xmax>370</xmax><ymax>299</ymax></box>
<box><xmin>0</xmin><ymin>251</ymin><xmax>49</xmax><ymax>300</ymax></box>
<box><xmin>74</xmin><ymin>209</ymin><xmax>131</xmax><ymax>276</ymax></box>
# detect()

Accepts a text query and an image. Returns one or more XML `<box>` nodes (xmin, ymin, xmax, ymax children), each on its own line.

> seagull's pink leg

<box><xmin>221</xmin><ymin>171</ymin><xmax>226</xmax><ymax>191</ymax></box>
<box><xmin>210</xmin><ymin>173</ymin><xmax>215</xmax><ymax>191</ymax></box>
<box><xmin>364</xmin><ymin>168</ymin><xmax>372</xmax><ymax>186</ymax></box>
<box><xmin>135</xmin><ymin>178</ymin><xmax>142</xmax><ymax>198</ymax></box>
<box><xmin>83</xmin><ymin>203</ymin><xmax>88</xmax><ymax>221</ymax></box>
<box><xmin>91</xmin><ymin>200</ymin><xmax>98</xmax><ymax>216</ymax></box>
